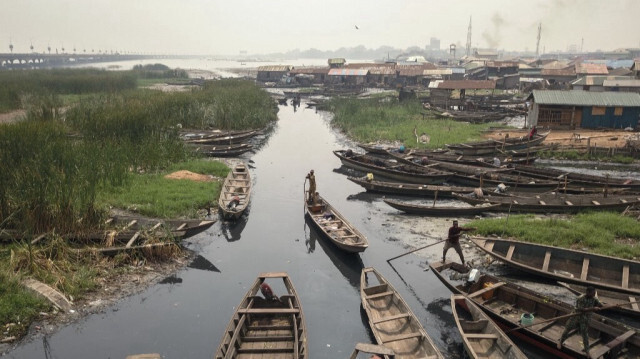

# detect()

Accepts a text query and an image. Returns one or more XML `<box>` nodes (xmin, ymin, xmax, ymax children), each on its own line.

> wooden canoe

<box><xmin>557</xmin><ymin>282</ymin><xmax>640</xmax><ymax>319</ymax></box>
<box><xmin>451</xmin><ymin>294</ymin><xmax>527</xmax><ymax>359</ymax></box>
<box><xmin>361</xmin><ymin>267</ymin><xmax>443</xmax><ymax>359</ymax></box>
<box><xmin>106</xmin><ymin>215</ymin><xmax>216</xmax><ymax>239</ymax></box>
<box><xmin>184</xmin><ymin>130</ymin><xmax>259</xmax><ymax>145</ymax></box>
<box><xmin>383</xmin><ymin>198</ymin><xmax>500</xmax><ymax>216</ymax></box>
<box><xmin>348</xmin><ymin>342</ymin><xmax>396</xmax><ymax>359</ymax></box>
<box><xmin>305</xmin><ymin>194</ymin><xmax>368</xmax><ymax>253</ymax></box>
<box><xmin>446</xmin><ymin>131</ymin><xmax>550</xmax><ymax>156</ymax></box>
<box><xmin>218</xmin><ymin>163</ymin><xmax>252</xmax><ymax>220</ymax></box>
<box><xmin>334</xmin><ymin>150</ymin><xmax>452</xmax><ymax>184</ymax></box>
<box><xmin>346</xmin><ymin>177</ymin><xmax>520</xmax><ymax>198</ymax></box>
<box><xmin>513</xmin><ymin>164</ymin><xmax>640</xmax><ymax>191</ymax></box>
<box><xmin>469</xmin><ymin>237</ymin><xmax>640</xmax><ymax>296</ymax></box>
<box><xmin>430</xmin><ymin>261</ymin><xmax>640</xmax><ymax>359</ymax></box>
<box><xmin>189</xmin><ymin>143</ymin><xmax>253</xmax><ymax>157</ymax></box>
<box><xmin>214</xmin><ymin>272</ymin><xmax>307</xmax><ymax>359</ymax></box>
<box><xmin>453</xmin><ymin>192</ymin><xmax>640</xmax><ymax>213</ymax></box>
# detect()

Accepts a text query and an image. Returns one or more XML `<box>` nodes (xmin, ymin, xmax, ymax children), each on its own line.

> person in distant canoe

<box><xmin>260</xmin><ymin>282</ymin><xmax>279</xmax><ymax>302</ymax></box>
<box><xmin>227</xmin><ymin>195</ymin><xmax>241</xmax><ymax>210</ymax></box>
<box><xmin>557</xmin><ymin>286</ymin><xmax>603</xmax><ymax>355</ymax></box>
<box><xmin>528</xmin><ymin>125</ymin><xmax>537</xmax><ymax>139</ymax></box>
<box><xmin>306</xmin><ymin>170</ymin><xmax>316</xmax><ymax>204</ymax></box>
<box><xmin>442</xmin><ymin>220</ymin><xmax>476</xmax><ymax>265</ymax></box>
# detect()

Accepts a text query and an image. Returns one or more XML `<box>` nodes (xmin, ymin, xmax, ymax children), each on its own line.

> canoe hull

<box><xmin>305</xmin><ymin>195</ymin><xmax>368</xmax><ymax>253</ymax></box>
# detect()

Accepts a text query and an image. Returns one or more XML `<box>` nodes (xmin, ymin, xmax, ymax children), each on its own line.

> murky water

<box><xmin>7</xmin><ymin>102</ymin><xmax>564</xmax><ymax>359</ymax></box>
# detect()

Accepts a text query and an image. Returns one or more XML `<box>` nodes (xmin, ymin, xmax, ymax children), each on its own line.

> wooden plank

<box><xmin>565</xmin><ymin>201</ymin><xmax>574</xmax><ymax>206</ymax></box>
<box><xmin>353</xmin><ymin>343</ymin><xmax>395</xmax><ymax>356</ymax></box>
<box><xmin>293</xmin><ymin>312</ymin><xmax>299</xmax><ymax>359</ymax></box>
<box><xmin>223</xmin><ymin>314</ymin><xmax>246</xmax><ymax>359</ymax></box>
<box><xmin>539</xmin><ymin>200</ymin><xmax>547</xmax><ymax>205</ymax></box>
<box><xmin>468</xmin><ymin>282</ymin><xmax>506</xmax><ymax>298</ymax></box>
<box><xmin>124</xmin><ymin>220</ymin><xmax>138</xmax><ymax>230</ymax></box>
<box><xmin>486</xmin><ymin>241</ymin><xmax>495</xmax><ymax>251</ymax></box>
<box><xmin>542</xmin><ymin>250</ymin><xmax>552</xmax><ymax>272</ymax></box>
<box><xmin>630</xmin><ymin>297</ymin><xmax>639</xmax><ymax>311</ymax></box>
<box><xmin>22</xmin><ymin>278</ymin><xmax>73</xmax><ymax>312</ymax></box>
<box><xmin>592</xmin><ymin>200</ymin><xmax>601</xmax><ymax>205</ymax></box>
<box><xmin>242</xmin><ymin>335</ymin><xmax>294</xmax><ymax>342</ymax></box>
<box><xmin>589</xmin><ymin>330</ymin><xmax>636</xmax><ymax>359</ymax></box>
<box><xmin>125</xmin><ymin>231</ymin><xmax>141</xmax><ymax>248</ymax></box>
<box><xmin>622</xmin><ymin>265</ymin><xmax>630</xmax><ymax>289</ymax></box>
<box><xmin>176</xmin><ymin>223</ymin><xmax>187</xmax><ymax>231</ymax></box>
<box><xmin>366</xmin><ymin>291</ymin><xmax>394</xmax><ymax>300</ymax></box>
<box><xmin>238</xmin><ymin>308</ymin><xmax>300</xmax><ymax>314</ymax></box>
<box><xmin>506</xmin><ymin>245</ymin><xmax>515</xmax><ymax>260</ymax></box>
<box><xmin>372</xmin><ymin>313</ymin><xmax>411</xmax><ymax>324</ymax></box>
<box><xmin>260</xmin><ymin>272</ymin><xmax>288</xmax><ymax>278</ymax></box>
<box><xmin>465</xmin><ymin>333</ymin><xmax>499</xmax><ymax>339</ymax></box>
<box><xmin>381</xmin><ymin>332</ymin><xmax>423</xmax><ymax>343</ymax></box>
<box><xmin>580</xmin><ymin>258</ymin><xmax>590</xmax><ymax>280</ymax></box>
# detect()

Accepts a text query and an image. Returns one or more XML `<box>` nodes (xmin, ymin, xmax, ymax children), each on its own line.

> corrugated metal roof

<box><xmin>450</xmin><ymin>67</ymin><xmax>466</xmax><ymax>74</ymax></box>
<box><xmin>486</xmin><ymin>61</ymin><xmax>519</xmax><ymax>68</ymax></box>
<box><xmin>397</xmin><ymin>66</ymin><xmax>425</xmax><ymax>76</ymax></box>
<box><xmin>572</xmin><ymin>76</ymin><xmax>632</xmax><ymax>86</ymax></box>
<box><xmin>541</xmin><ymin>68</ymin><xmax>576</xmax><ymax>76</ymax></box>
<box><xmin>344</xmin><ymin>62</ymin><xmax>393</xmax><ymax>69</ymax></box>
<box><xmin>531</xmin><ymin>90</ymin><xmax>640</xmax><ymax>107</ymax></box>
<box><xmin>368</xmin><ymin>67</ymin><xmax>396</xmax><ymax>75</ymax></box>
<box><xmin>328</xmin><ymin>58</ymin><xmax>346</xmax><ymax>64</ymax></box>
<box><xmin>437</xmin><ymin>80</ymin><xmax>496</xmax><ymax>90</ymax></box>
<box><xmin>328</xmin><ymin>68</ymin><xmax>368</xmax><ymax>76</ymax></box>
<box><xmin>603</xmin><ymin>79</ymin><xmax>640</xmax><ymax>88</ymax></box>
<box><xmin>257</xmin><ymin>65</ymin><xmax>292</xmax><ymax>72</ymax></box>
<box><xmin>290</xmin><ymin>67</ymin><xmax>329</xmax><ymax>75</ymax></box>
<box><xmin>423</xmin><ymin>69</ymin><xmax>453</xmax><ymax>76</ymax></box>
<box><xmin>575</xmin><ymin>63</ymin><xmax>608</xmax><ymax>75</ymax></box>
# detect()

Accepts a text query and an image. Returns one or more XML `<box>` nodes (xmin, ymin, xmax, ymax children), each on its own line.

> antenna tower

<box><xmin>535</xmin><ymin>23</ymin><xmax>542</xmax><ymax>58</ymax></box>
<box><xmin>466</xmin><ymin>16</ymin><xmax>472</xmax><ymax>57</ymax></box>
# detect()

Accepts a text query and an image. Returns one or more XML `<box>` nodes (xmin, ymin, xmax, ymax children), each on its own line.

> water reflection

<box><xmin>220</xmin><ymin>215</ymin><xmax>248</xmax><ymax>242</ymax></box>
<box><xmin>159</xmin><ymin>275</ymin><xmax>183</xmax><ymax>284</ymax></box>
<box><xmin>304</xmin><ymin>218</ymin><xmax>364</xmax><ymax>288</ymax></box>
<box><xmin>346</xmin><ymin>191</ymin><xmax>378</xmax><ymax>204</ymax></box>
<box><xmin>187</xmin><ymin>254</ymin><xmax>220</xmax><ymax>272</ymax></box>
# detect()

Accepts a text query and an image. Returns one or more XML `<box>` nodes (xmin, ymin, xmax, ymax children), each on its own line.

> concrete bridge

<box><xmin>0</xmin><ymin>53</ymin><xmax>180</xmax><ymax>69</ymax></box>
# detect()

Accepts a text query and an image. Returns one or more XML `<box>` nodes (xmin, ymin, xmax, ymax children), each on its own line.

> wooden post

<box><xmin>432</xmin><ymin>190</ymin><xmax>438</xmax><ymax>207</ymax></box>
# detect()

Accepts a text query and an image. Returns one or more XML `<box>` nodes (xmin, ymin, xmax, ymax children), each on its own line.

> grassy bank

<box><xmin>470</xmin><ymin>212</ymin><xmax>640</xmax><ymax>259</ymax></box>
<box><xmin>539</xmin><ymin>149</ymin><xmax>635</xmax><ymax>164</ymax></box>
<box><xmin>319</xmin><ymin>97</ymin><xmax>500</xmax><ymax>148</ymax></box>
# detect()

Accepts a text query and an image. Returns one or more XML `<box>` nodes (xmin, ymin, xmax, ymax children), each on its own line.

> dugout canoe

<box><xmin>558</xmin><ymin>282</ymin><xmax>640</xmax><ymax>319</ymax></box>
<box><xmin>512</xmin><ymin>164</ymin><xmax>640</xmax><ymax>191</ymax></box>
<box><xmin>446</xmin><ymin>131</ymin><xmax>550</xmax><ymax>156</ymax></box>
<box><xmin>189</xmin><ymin>143</ymin><xmax>253</xmax><ymax>157</ymax></box>
<box><xmin>347</xmin><ymin>176</ymin><xmax>490</xmax><ymax>198</ymax></box>
<box><xmin>430</xmin><ymin>261</ymin><xmax>640</xmax><ymax>359</ymax></box>
<box><xmin>213</xmin><ymin>272</ymin><xmax>307</xmax><ymax>359</ymax></box>
<box><xmin>106</xmin><ymin>215</ymin><xmax>216</xmax><ymax>239</ymax></box>
<box><xmin>383</xmin><ymin>198</ymin><xmax>500</xmax><ymax>217</ymax></box>
<box><xmin>218</xmin><ymin>163</ymin><xmax>252</xmax><ymax>220</ymax></box>
<box><xmin>305</xmin><ymin>194</ymin><xmax>368</xmax><ymax>253</ymax></box>
<box><xmin>469</xmin><ymin>236</ymin><xmax>640</xmax><ymax>296</ymax></box>
<box><xmin>185</xmin><ymin>130</ymin><xmax>259</xmax><ymax>145</ymax></box>
<box><xmin>334</xmin><ymin>150</ymin><xmax>452</xmax><ymax>184</ymax></box>
<box><xmin>453</xmin><ymin>192</ymin><xmax>640</xmax><ymax>213</ymax></box>
<box><xmin>451</xmin><ymin>294</ymin><xmax>527</xmax><ymax>359</ymax></box>
<box><xmin>360</xmin><ymin>267</ymin><xmax>444</xmax><ymax>359</ymax></box>
<box><xmin>348</xmin><ymin>343</ymin><xmax>396</xmax><ymax>359</ymax></box>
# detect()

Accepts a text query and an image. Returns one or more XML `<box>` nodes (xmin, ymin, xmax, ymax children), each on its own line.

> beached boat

<box><xmin>383</xmin><ymin>198</ymin><xmax>500</xmax><ymax>217</ymax></box>
<box><xmin>513</xmin><ymin>164</ymin><xmax>640</xmax><ymax>191</ymax></box>
<box><xmin>446</xmin><ymin>131</ymin><xmax>550</xmax><ymax>156</ymax></box>
<box><xmin>453</xmin><ymin>192</ymin><xmax>640</xmax><ymax>213</ymax></box>
<box><xmin>185</xmin><ymin>130</ymin><xmax>259</xmax><ymax>145</ymax></box>
<box><xmin>334</xmin><ymin>150</ymin><xmax>452</xmax><ymax>184</ymax></box>
<box><xmin>106</xmin><ymin>215</ymin><xmax>216</xmax><ymax>239</ymax></box>
<box><xmin>347</xmin><ymin>176</ymin><xmax>491</xmax><ymax>198</ymax></box>
<box><xmin>400</xmin><ymin>151</ymin><xmax>537</xmax><ymax>167</ymax></box>
<box><xmin>189</xmin><ymin>143</ymin><xmax>253</xmax><ymax>157</ymax></box>
<box><xmin>218</xmin><ymin>163</ymin><xmax>252</xmax><ymax>220</ymax></box>
<box><xmin>305</xmin><ymin>194</ymin><xmax>368</xmax><ymax>253</ymax></box>
<box><xmin>180</xmin><ymin>129</ymin><xmax>255</xmax><ymax>141</ymax></box>
<box><xmin>360</xmin><ymin>267</ymin><xmax>444</xmax><ymax>359</ymax></box>
<box><xmin>214</xmin><ymin>272</ymin><xmax>307</xmax><ymax>359</ymax></box>
<box><xmin>430</xmin><ymin>261</ymin><xmax>640</xmax><ymax>359</ymax></box>
<box><xmin>469</xmin><ymin>237</ymin><xmax>640</xmax><ymax>296</ymax></box>
<box><xmin>451</xmin><ymin>294</ymin><xmax>527</xmax><ymax>359</ymax></box>
<box><xmin>558</xmin><ymin>282</ymin><xmax>640</xmax><ymax>319</ymax></box>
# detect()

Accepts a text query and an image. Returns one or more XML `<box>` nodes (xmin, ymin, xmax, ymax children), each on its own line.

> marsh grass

<box><xmin>320</xmin><ymin>97</ymin><xmax>498</xmax><ymax>147</ymax></box>
<box><xmin>470</xmin><ymin>212</ymin><xmax>640</xmax><ymax>259</ymax></box>
<box><xmin>539</xmin><ymin>149</ymin><xmax>635</xmax><ymax>164</ymax></box>
<box><xmin>0</xmin><ymin>269</ymin><xmax>49</xmax><ymax>338</ymax></box>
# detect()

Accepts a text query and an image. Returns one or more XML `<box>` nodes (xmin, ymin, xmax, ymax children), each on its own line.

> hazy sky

<box><xmin>2</xmin><ymin>0</ymin><xmax>639</xmax><ymax>55</ymax></box>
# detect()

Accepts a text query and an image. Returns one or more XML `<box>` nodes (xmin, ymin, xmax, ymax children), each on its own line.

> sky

<box><xmin>1</xmin><ymin>0</ymin><xmax>639</xmax><ymax>56</ymax></box>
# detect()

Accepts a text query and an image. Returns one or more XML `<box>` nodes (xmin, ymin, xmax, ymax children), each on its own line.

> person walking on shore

<box><xmin>442</xmin><ymin>220</ymin><xmax>476</xmax><ymax>265</ymax></box>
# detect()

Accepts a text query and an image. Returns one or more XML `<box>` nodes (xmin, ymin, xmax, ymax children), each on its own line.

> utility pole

<box><xmin>9</xmin><ymin>37</ymin><xmax>13</xmax><ymax>53</ymax></box>
<box><xmin>535</xmin><ymin>23</ymin><xmax>542</xmax><ymax>58</ymax></box>
<box><xmin>581</xmin><ymin>38</ymin><xmax>584</xmax><ymax>53</ymax></box>
<box><xmin>466</xmin><ymin>16</ymin><xmax>472</xmax><ymax>57</ymax></box>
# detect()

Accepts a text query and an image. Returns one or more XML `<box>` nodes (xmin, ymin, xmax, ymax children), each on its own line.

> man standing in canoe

<box><xmin>306</xmin><ymin>170</ymin><xmax>316</xmax><ymax>204</ymax></box>
<box><xmin>557</xmin><ymin>286</ymin><xmax>603</xmax><ymax>355</ymax></box>
<box><xmin>442</xmin><ymin>220</ymin><xmax>476</xmax><ymax>265</ymax></box>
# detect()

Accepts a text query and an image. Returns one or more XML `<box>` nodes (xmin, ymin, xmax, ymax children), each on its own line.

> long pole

<box><xmin>386</xmin><ymin>239</ymin><xmax>445</xmax><ymax>263</ymax></box>
<box><xmin>505</xmin><ymin>301</ymin><xmax>635</xmax><ymax>333</ymax></box>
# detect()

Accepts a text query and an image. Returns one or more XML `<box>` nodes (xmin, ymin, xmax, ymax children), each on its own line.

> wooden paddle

<box><xmin>505</xmin><ymin>301</ymin><xmax>636</xmax><ymax>333</ymax></box>
<box><xmin>386</xmin><ymin>239</ymin><xmax>445</xmax><ymax>263</ymax></box>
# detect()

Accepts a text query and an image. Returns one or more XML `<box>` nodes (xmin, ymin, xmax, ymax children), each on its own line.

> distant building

<box><xmin>256</xmin><ymin>65</ymin><xmax>292</xmax><ymax>82</ymax></box>
<box><xmin>327</xmin><ymin>68</ymin><xmax>368</xmax><ymax>85</ymax></box>
<box><xmin>327</xmin><ymin>58</ymin><xmax>346</xmax><ymax>68</ymax></box>
<box><xmin>289</xmin><ymin>67</ymin><xmax>329</xmax><ymax>85</ymax></box>
<box><xmin>571</xmin><ymin>76</ymin><xmax>635</xmax><ymax>92</ymax></box>
<box><xmin>429</xmin><ymin>37</ymin><xmax>440</xmax><ymax>51</ymax></box>
<box><xmin>633</xmin><ymin>60</ymin><xmax>640</xmax><ymax>79</ymax></box>
<box><xmin>473</xmin><ymin>49</ymin><xmax>498</xmax><ymax>60</ymax></box>
<box><xmin>527</xmin><ymin>90</ymin><xmax>640</xmax><ymax>129</ymax></box>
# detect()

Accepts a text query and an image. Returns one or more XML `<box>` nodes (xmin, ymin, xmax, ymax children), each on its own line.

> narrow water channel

<box><xmin>8</xmin><ymin>102</ymin><xmax>550</xmax><ymax>358</ymax></box>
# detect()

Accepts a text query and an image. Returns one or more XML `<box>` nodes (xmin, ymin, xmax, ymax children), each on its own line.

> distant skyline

<box><xmin>1</xmin><ymin>0</ymin><xmax>639</xmax><ymax>56</ymax></box>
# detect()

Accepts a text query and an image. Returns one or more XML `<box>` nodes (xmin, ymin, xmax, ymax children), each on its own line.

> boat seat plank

<box><xmin>589</xmin><ymin>330</ymin><xmax>636</xmax><ymax>359</ymax></box>
<box><xmin>223</xmin><ymin>315</ymin><xmax>247</xmax><ymax>359</ymax></box>
<box><xmin>506</xmin><ymin>245</ymin><xmax>515</xmax><ymax>260</ymax></box>
<box><xmin>372</xmin><ymin>313</ymin><xmax>411</xmax><ymax>324</ymax></box>
<box><xmin>539</xmin><ymin>200</ymin><xmax>546</xmax><ymax>205</ymax></box>
<box><xmin>542</xmin><ymin>250</ymin><xmax>551</xmax><ymax>272</ymax></box>
<box><xmin>242</xmin><ymin>335</ymin><xmax>294</xmax><ymax>342</ymax></box>
<box><xmin>381</xmin><ymin>332</ymin><xmax>423</xmax><ymax>343</ymax></box>
<box><xmin>622</xmin><ymin>265</ymin><xmax>630</xmax><ymax>289</ymax></box>
<box><xmin>565</xmin><ymin>200</ymin><xmax>574</xmax><ymax>206</ymax></box>
<box><xmin>366</xmin><ymin>291</ymin><xmax>394</xmax><ymax>300</ymax></box>
<box><xmin>581</xmin><ymin>258</ymin><xmax>590</xmax><ymax>281</ymax></box>
<box><xmin>630</xmin><ymin>297</ymin><xmax>639</xmax><ymax>311</ymax></box>
<box><xmin>468</xmin><ymin>282</ymin><xmax>506</xmax><ymax>298</ymax></box>
<box><xmin>592</xmin><ymin>200</ymin><xmax>601</xmax><ymax>205</ymax></box>
<box><xmin>465</xmin><ymin>333</ymin><xmax>499</xmax><ymax>339</ymax></box>
<box><xmin>237</xmin><ymin>308</ymin><xmax>300</xmax><ymax>314</ymax></box>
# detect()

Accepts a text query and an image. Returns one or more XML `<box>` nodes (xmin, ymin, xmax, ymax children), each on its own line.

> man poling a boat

<box><xmin>305</xmin><ymin>170</ymin><xmax>316</xmax><ymax>204</ymax></box>
<box><xmin>442</xmin><ymin>220</ymin><xmax>476</xmax><ymax>266</ymax></box>
<box><xmin>557</xmin><ymin>286</ymin><xmax>603</xmax><ymax>355</ymax></box>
